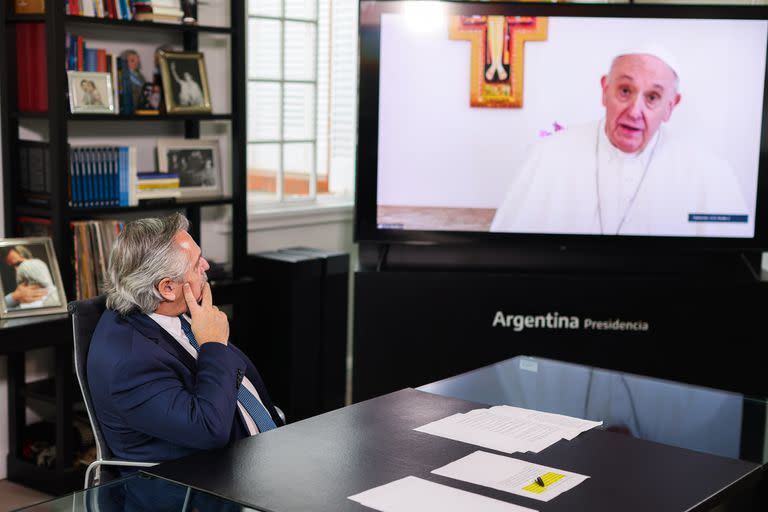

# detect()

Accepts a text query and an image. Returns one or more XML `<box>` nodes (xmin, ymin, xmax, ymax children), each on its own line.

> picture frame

<box><xmin>67</xmin><ymin>71</ymin><xmax>116</xmax><ymax>114</ymax></box>
<box><xmin>0</xmin><ymin>238</ymin><xmax>68</xmax><ymax>319</ymax></box>
<box><xmin>157</xmin><ymin>50</ymin><xmax>212</xmax><ymax>114</ymax></box>
<box><xmin>157</xmin><ymin>138</ymin><xmax>222</xmax><ymax>198</ymax></box>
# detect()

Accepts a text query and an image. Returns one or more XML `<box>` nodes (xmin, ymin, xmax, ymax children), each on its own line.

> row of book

<box><xmin>67</xmin><ymin>34</ymin><xmax>110</xmax><ymax>73</ymax></box>
<box><xmin>65</xmin><ymin>0</ymin><xmax>135</xmax><ymax>19</ymax></box>
<box><xmin>73</xmin><ymin>220</ymin><xmax>124</xmax><ymax>300</ymax></box>
<box><xmin>68</xmin><ymin>146</ymin><xmax>138</xmax><ymax>208</ymax></box>
<box><xmin>17</xmin><ymin>141</ymin><xmax>191</xmax><ymax>209</ymax></box>
<box><xmin>137</xmin><ymin>172</ymin><xmax>182</xmax><ymax>200</ymax></box>
<box><xmin>65</xmin><ymin>0</ymin><xmax>186</xmax><ymax>23</ymax></box>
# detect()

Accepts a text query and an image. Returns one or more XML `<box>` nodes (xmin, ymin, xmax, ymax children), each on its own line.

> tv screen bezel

<box><xmin>355</xmin><ymin>1</ymin><xmax>768</xmax><ymax>251</ymax></box>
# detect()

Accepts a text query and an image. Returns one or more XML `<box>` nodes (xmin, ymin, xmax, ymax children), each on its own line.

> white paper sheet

<box><xmin>414</xmin><ymin>406</ymin><xmax>601</xmax><ymax>454</ymax></box>
<box><xmin>348</xmin><ymin>476</ymin><xmax>538</xmax><ymax>512</ymax></box>
<box><xmin>432</xmin><ymin>451</ymin><xmax>589</xmax><ymax>502</ymax></box>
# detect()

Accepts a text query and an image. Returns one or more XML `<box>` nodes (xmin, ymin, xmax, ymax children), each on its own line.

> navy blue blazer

<box><xmin>87</xmin><ymin>309</ymin><xmax>281</xmax><ymax>463</ymax></box>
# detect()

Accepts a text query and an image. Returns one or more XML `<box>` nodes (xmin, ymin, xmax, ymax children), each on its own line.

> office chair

<box><xmin>71</xmin><ymin>295</ymin><xmax>285</xmax><ymax>488</ymax></box>
<box><xmin>69</xmin><ymin>295</ymin><xmax>158</xmax><ymax>488</ymax></box>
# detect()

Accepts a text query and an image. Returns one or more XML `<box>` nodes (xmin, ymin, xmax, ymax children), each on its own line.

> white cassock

<box><xmin>490</xmin><ymin>119</ymin><xmax>752</xmax><ymax>237</ymax></box>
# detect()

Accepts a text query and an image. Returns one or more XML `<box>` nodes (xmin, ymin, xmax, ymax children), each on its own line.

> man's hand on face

<box><xmin>11</xmin><ymin>283</ymin><xmax>47</xmax><ymax>304</ymax></box>
<box><xmin>182</xmin><ymin>282</ymin><xmax>229</xmax><ymax>345</ymax></box>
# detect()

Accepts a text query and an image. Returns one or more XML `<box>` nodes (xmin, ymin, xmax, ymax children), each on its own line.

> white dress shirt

<box><xmin>149</xmin><ymin>312</ymin><xmax>262</xmax><ymax>435</ymax></box>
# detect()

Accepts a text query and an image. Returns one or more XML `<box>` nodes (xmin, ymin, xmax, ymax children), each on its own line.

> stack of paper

<box><xmin>433</xmin><ymin>451</ymin><xmax>589</xmax><ymax>503</ymax></box>
<box><xmin>348</xmin><ymin>476</ymin><xmax>538</xmax><ymax>512</ymax></box>
<box><xmin>414</xmin><ymin>405</ymin><xmax>601</xmax><ymax>454</ymax></box>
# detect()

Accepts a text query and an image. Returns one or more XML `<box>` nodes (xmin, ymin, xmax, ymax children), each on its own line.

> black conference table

<box><xmin>19</xmin><ymin>356</ymin><xmax>767</xmax><ymax>512</ymax></box>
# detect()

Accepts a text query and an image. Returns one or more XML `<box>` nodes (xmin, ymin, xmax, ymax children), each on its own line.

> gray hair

<box><xmin>106</xmin><ymin>213</ymin><xmax>191</xmax><ymax>315</ymax></box>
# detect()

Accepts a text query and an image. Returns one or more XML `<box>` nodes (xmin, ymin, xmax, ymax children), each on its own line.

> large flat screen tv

<box><xmin>355</xmin><ymin>1</ymin><xmax>768</xmax><ymax>250</ymax></box>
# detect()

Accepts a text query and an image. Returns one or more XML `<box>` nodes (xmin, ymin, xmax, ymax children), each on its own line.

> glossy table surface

<box><xmin>144</xmin><ymin>388</ymin><xmax>763</xmax><ymax>512</ymax></box>
<box><xmin>418</xmin><ymin>355</ymin><xmax>768</xmax><ymax>464</ymax></box>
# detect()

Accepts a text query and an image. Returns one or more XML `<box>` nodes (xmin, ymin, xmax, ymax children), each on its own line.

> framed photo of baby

<box><xmin>158</xmin><ymin>50</ymin><xmax>212</xmax><ymax>114</ymax></box>
<box><xmin>0</xmin><ymin>238</ymin><xmax>67</xmax><ymax>319</ymax></box>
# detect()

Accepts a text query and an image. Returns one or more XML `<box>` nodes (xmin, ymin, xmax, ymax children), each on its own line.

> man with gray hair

<box><xmin>88</xmin><ymin>213</ymin><xmax>282</xmax><ymax>465</ymax></box>
<box><xmin>491</xmin><ymin>49</ymin><xmax>749</xmax><ymax>237</ymax></box>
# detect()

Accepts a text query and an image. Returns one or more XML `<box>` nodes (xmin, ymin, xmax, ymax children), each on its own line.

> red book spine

<box><xmin>16</xmin><ymin>24</ymin><xmax>31</xmax><ymax>111</ymax></box>
<box><xmin>97</xmin><ymin>49</ymin><xmax>107</xmax><ymax>72</ymax></box>
<box><xmin>77</xmin><ymin>35</ymin><xmax>84</xmax><ymax>72</ymax></box>
<box><xmin>34</xmin><ymin>23</ymin><xmax>48</xmax><ymax>112</ymax></box>
<box><xmin>106</xmin><ymin>0</ymin><xmax>116</xmax><ymax>19</ymax></box>
<box><xmin>72</xmin><ymin>0</ymin><xmax>80</xmax><ymax>15</ymax></box>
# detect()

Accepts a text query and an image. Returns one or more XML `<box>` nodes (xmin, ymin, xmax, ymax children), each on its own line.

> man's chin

<box><xmin>610</xmin><ymin>134</ymin><xmax>644</xmax><ymax>154</ymax></box>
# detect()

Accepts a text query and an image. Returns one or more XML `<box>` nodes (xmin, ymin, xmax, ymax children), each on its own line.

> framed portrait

<box><xmin>157</xmin><ymin>138</ymin><xmax>222</xmax><ymax>198</ymax></box>
<box><xmin>158</xmin><ymin>50</ymin><xmax>212</xmax><ymax>114</ymax></box>
<box><xmin>0</xmin><ymin>238</ymin><xmax>68</xmax><ymax>319</ymax></box>
<box><xmin>67</xmin><ymin>71</ymin><xmax>116</xmax><ymax>114</ymax></box>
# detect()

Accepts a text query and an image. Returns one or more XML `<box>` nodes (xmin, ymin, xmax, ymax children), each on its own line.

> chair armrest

<box><xmin>85</xmin><ymin>459</ymin><xmax>160</xmax><ymax>488</ymax></box>
<box><xmin>275</xmin><ymin>405</ymin><xmax>286</xmax><ymax>425</ymax></box>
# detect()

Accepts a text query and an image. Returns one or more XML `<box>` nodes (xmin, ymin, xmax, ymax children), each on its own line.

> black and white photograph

<box><xmin>67</xmin><ymin>71</ymin><xmax>116</xmax><ymax>114</ymax></box>
<box><xmin>157</xmin><ymin>138</ymin><xmax>222</xmax><ymax>198</ymax></box>
<box><xmin>158</xmin><ymin>50</ymin><xmax>212</xmax><ymax>113</ymax></box>
<box><xmin>0</xmin><ymin>238</ymin><xmax>67</xmax><ymax>318</ymax></box>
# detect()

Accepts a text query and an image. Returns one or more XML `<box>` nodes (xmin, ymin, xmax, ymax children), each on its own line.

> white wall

<box><xmin>377</xmin><ymin>14</ymin><xmax>767</xmax><ymax>210</ymax></box>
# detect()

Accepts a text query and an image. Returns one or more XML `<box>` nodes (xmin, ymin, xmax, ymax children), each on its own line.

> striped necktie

<box><xmin>179</xmin><ymin>316</ymin><xmax>277</xmax><ymax>432</ymax></box>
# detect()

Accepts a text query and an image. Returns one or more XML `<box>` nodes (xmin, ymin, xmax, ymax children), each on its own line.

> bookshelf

<box><xmin>0</xmin><ymin>0</ymin><xmax>248</xmax><ymax>300</ymax></box>
<box><xmin>0</xmin><ymin>0</ymin><xmax>247</xmax><ymax>493</ymax></box>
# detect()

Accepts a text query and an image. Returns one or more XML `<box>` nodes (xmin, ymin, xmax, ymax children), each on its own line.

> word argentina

<box><xmin>492</xmin><ymin>311</ymin><xmax>649</xmax><ymax>332</ymax></box>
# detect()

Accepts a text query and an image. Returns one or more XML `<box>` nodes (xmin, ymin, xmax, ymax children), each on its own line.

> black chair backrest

<box><xmin>69</xmin><ymin>295</ymin><xmax>111</xmax><ymax>461</ymax></box>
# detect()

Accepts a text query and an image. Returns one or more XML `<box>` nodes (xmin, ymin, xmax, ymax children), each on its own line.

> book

<box><xmin>13</xmin><ymin>0</ymin><xmax>45</xmax><ymax>14</ymax></box>
<box><xmin>17</xmin><ymin>141</ymin><xmax>52</xmax><ymax>206</ymax></box>
<box><xmin>16</xmin><ymin>23</ymin><xmax>48</xmax><ymax>112</ymax></box>
<box><xmin>16</xmin><ymin>217</ymin><xmax>53</xmax><ymax>237</ymax></box>
<box><xmin>133</xmin><ymin>13</ymin><xmax>183</xmax><ymax>23</ymax></box>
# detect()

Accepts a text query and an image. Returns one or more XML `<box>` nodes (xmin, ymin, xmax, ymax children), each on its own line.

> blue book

<box><xmin>88</xmin><ymin>148</ymin><xmax>97</xmax><ymax>208</ymax></box>
<box><xmin>68</xmin><ymin>148</ymin><xmax>77</xmax><ymax>207</ymax></box>
<box><xmin>137</xmin><ymin>173</ymin><xmax>180</xmax><ymax>180</ymax></box>
<box><xmin>73</xmin><ymin>148</ymin><xmax>82</xmax><ymax>207</ymax></box>
<box><xmin>85</xmin><ymin>48</ymin><xmax>98</xmax><ymax>72</ymax></box>
<box><xmin>100</xmin><ymin>147</ymin><xmax>108</xmax><ymax>207</ymax></box>
<box><xmin>68</xmin><ymin>34</ymin><xmax>77</xmax><ymax>71</ymax></box>
<box><xmin>95</xmin><ymin>147</ymin><xmax>104</xmax><ymax>206</ymax></box>
<box><xmin>118</xmin><ymin>147</ymin><xmax>128</xmax><ymax>206</ymax></box>
<box><xmin>109</xmin><ymin>147</ymin><xmax>117</xmax><ymax>206</ymax></box>
<box><xmin>83</xmin><ymin>148</ymin><xmax>92</xmax><ymax>207</ymax></box>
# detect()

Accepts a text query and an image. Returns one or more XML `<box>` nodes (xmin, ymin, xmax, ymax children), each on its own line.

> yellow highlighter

<box><xmin>523</xmin><ymin>473</ymin><xmax>565</xmax><ymax>494</ymax></box>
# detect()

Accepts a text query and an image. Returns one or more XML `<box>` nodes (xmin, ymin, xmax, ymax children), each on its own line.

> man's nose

<box><xmin>626</xmin><ymin>94</ymin><xmax>644</xmax><ymax>119</ymax></box>
<box><xmin>201</xmin><ymin>258</ymin><xmax>210</xmax><ymax>272</ymax></box>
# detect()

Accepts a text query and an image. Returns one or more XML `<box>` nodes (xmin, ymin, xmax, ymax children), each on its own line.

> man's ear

<box><xmin>600</xmin><ymin>75</ymin><xmax>608</xmax><ymax>107</ymax></box>
<box><xmin>664</xmin><ymin>93</ymin><xmax>682</xmax><ymax>122</ymax></box>
<box><xmin>157</xmin><ymin>277</ymin><xmax>178</xmax><ymax>302</ymax></box>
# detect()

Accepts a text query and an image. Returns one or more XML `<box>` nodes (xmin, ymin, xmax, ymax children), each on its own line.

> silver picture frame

<box><xmin>0</xmin><ymin>238</ymin><xmax>68</xmax><ymax>319</ymax></box>
<box><xmin>67</xmin><ymin>71</ymin><xmax>116</xmax><ymax>114</ymax></box>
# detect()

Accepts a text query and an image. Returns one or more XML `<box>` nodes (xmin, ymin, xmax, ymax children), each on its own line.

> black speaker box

<box><xmin>246</xmin><ymin>248</ymin><xmax>349</xmax><ymax>422</ymax></box>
